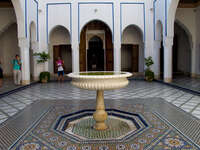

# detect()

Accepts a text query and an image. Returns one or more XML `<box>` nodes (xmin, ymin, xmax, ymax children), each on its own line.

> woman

<box><xmin>0</xmin><ymin>60</ymin><xmax>3</xmax><ymax>88</ymax></box>
<box><xmin>56</xmin><ymin>57</ymin><xmax>64</xmax><ymax>82</ymax></box>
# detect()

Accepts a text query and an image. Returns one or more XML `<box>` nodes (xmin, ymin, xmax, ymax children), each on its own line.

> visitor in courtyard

<box><xmin>0</xmin><ymin>60</ymin><xmax>3</xmax><ymax>88</ymax></box>
<box><xmin>56</xmin><ymin>57</ymin><xmax>64</xmax><ymax>82</ymax></box>
<box><xmin>12</xmin><ymin>55</ymin><xmax>21</xmax><ymax>85</ymax></box>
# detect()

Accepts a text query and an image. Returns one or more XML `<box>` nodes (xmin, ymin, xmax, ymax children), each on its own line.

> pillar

<box><xmin>153</xmin><ymin>40</ymin><xmax>161</xmax><ymax>79</ymax></box>
<box><xmin>71</xmin><ymin>2</ymin><xmax>79</xmax><ymax>73</ymax></box>
<box><xmin>31</xmin><ymin>41</ymin><xmax>40</xmax><ymax>81</ymax></box>
<box><xmin>164</xmin><ymin>36</ymin><xmax>173</xmax><ymax>83</ymax></box>
<box><xmin>191</xmin><ymin>42</ymin><xmax>197</xmax><ymax>78</ymax></box>
<box><xmin>72</xmin><ymin>42</ymin><xmax>79</xmax><ymax>72</ymax></box>
<box><xmin>18</xmin><ymin>37</ymin><xmax>30</xmax><ymax>85</ymax></box>
<box><xmin>114</xmin><ymin>2</ymin><xmax>121</xmax><ymax>71</ymax></box>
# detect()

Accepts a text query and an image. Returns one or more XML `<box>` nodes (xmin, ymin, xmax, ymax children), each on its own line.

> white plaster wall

<box><xmin>122</xmin><ymin>26</ymin><xmax>144</xmax><ymax>72</ymax></box>
<box><xmin>38</xmin><ymin>0</ymin><xmax>154</xmax><ymax>72</ymax></box>
<box><xmin>27</xmin><ymin>0</ymin><xmax>38</xmax><ymax>41</ymax></box>
<box><xmin>121</xmin><ymin>3</ymin><xmax>144</xmax><ymax>36</ymax></box>
<box><xmin>0</xmin><ymin>23</ymin><xmax>19</xmax><ymax>76</ymax></box>
<box><xmin>48</xmin><ymin>4</ymin><xmax>71</xmax><ymax>43</ymax></box>
<box><xmin>49</xmin><ymin>26</ymin><xmax>71</xmax><ymax>73</ymax></box>
<box><xmin>79</xmin><ymin>3</ymin><xmax>113</xmax><ymax>37</ymax></box>
<box><xmin>154</xmin><ymin>0</ymin><xmax>166</xmax><ymax>40</ymax></box>
<box><xmin>11</xmin><ymin>0</ymin><xmax>26</xmax><ymax>38</ymax></box>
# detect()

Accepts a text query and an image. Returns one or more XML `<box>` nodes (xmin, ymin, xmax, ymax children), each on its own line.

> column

<box><xmin>71</xmin><ymin>2</ymin><xmax>79</xmax><ymax>73</ymax></box>
<box><xmin>164</xmin><ymin>36</ymin><xmax>173</xmax><ymax>83</ymax></box>
<box><xmin>31</xmin><ymin>41</ymin><xmax>40</xmax><ymax>81</ymax></box>
<box><xmin>153</xmin><ymin>40</ymin><xmax>161</xmax><ymax>79</ymax></box>
<box><xmin>191</xmin><ymin>42</ymin><xmax>197</xmax><ymax>78</ymax></box>
<box><xmin>19</xmin><ymin>37</ymin><xmax>30</xmax><ymax>85</ymax></box>
<box><xmin>114</xmin><ymin>1</ymin><xmax>121</xmax><ymax>71</ymax></box>
<box><xmin>72</xmin><ymin>42</ymin><xmax>79</xmax><ymax>72</ymax></box>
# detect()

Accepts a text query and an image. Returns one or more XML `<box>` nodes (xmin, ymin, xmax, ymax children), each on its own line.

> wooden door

<box><xmin>79</xmin><ymin>28</ymin><xmax>86</xmax><ymax>71</ymax></box>
<box><xmin>132</xmin><ymin>45</ymin><xmax>139</xmax><ymax>72</ymax></box>
<box><xmin>53</xmin><ymin>45</ymin><xmax>61</xmax><ymax>73</ymax></box>
<box><xmin>60</xmin><ymin>45</ymin><xmax>72</xmax><ymax>73</ymax></box>
<box><xmin>106</xmin><ymin>29</ymin><xmax>113</xmax><ymax>71</ymax></box>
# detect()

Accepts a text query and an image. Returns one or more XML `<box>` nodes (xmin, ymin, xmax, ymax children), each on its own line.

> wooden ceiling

<box><xmin>179</xmin><ymin>0</ymin><xmax>200</xmax><ymax>8</ymax></box>
<box><xmin>0</xmin><ymin>0</ymin><xmax>12</xmax><ymax>8</ymax></box>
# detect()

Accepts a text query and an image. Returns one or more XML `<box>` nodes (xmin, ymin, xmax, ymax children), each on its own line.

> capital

<box><xmin>18</xmin><ymin>37</ymin><xmax>29</xmax><ymax>48</ymax></box>
<box><xmin>164</xmin><ymin>36</ymin><xmax>173</xmax><ymax>47</ymax></box>
<box><xmin>31</xmin><ymin>41</ymin><xmax>39</xmax><ymax>52</ymax></box>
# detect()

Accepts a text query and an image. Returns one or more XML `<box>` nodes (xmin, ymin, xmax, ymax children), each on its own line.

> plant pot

<box><xmin>41</xmin><ymin>76</ymin><xmax>48</xmax><ymax>83</ymax></box>
<box><xmin>145</xmin><ymin>76</ymin><xmax>153</xmax><ymax>82</ymax></box>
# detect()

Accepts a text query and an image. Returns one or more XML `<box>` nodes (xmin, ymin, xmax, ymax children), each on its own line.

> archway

<box><xmin>79</xmin><ymin>20</ymin><xmax>113</xmax><ymax>71</ymax></box>
<box><xmin>87</xmin><ymin>36</ymin><xmax>104</xmax><ymax>71</ymax></box>
<box><xmin>155</xmin><ymin>20</ymin><xmax>164</xmax><ymax>79</ymax></box>
<box><xmin>49</xmin><ymin>26</ymin><xmax>72</xmax><ymax>74</ymax></box>
<box><xmin>29</xmin><ymin>22</ymin><xmax>37</xmax><ymax>80</ymax></box>
<box><xmin>173</xmin><ymin>21</ymin><xmax>191</xmax><ymax>76</ymax></box>
<box><xmin>0</xmin><ymin>23</ymin><xmax>19</xmax><ymax>77</ymax></box>
<box><xmin>0</xmin><ymin>1</ymin><xmax>20</xmax><ymax>79</ymax></box>
<box><xmin>121</xmin><ymin>25</ymin><xmax>144</xmax><ymax>73</ymax></box>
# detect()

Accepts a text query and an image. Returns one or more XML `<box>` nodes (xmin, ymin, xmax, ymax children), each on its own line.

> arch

<box><xmin>167</xmin><ymin>0</ymin><xmax>180</xmax><ymax>37</ymax></box>
<box><xmin>29</xmin><ymin>21</ymin><xmax>37</xmax><ymax>80</ymax></box>
<box><xmin>122</xmin><ymin>24</ymin><xmax>144</xmax><ymax>44</ymax></box>
<box><xmin>173</xmin><ymin>21</ymin><xmax>192</xmax><ymax>75</ymax></box>
<box><xmin>0</xmin><ymin>23</ymin><xmax>19</xmax><ymax>76</ymax></box>
<box><xmin>89</xmin><ymin>35</ymin><xmax>104</xmax><ymax>44</ymax></box>
<box><xmin>49</xmin><ymin>25</ymin><xmax>72</xmax><ymax>74</ymax></box>
<box><xmin>121</xmin><ymin>24</ymin><xmax>144</xmax><ymax>73</ymax></box>
<box><xmin>49</xmin><ymin>25</ymin><xmax>71</xmax><ymax>43</ymax></box>
<box><xmin>30</xmin><ymin>21</ymin><xmax>37</xmax><ymax>43</ymax></box>
<box><xmin>79</xmin><ymin>20</ymin><xmax>113</xmax><ymax>71</ymax></box>
<box><xmin>80</xmin><ymin>19</ymin><xmax>113</xmax><ymax>42</ymax></box>
<box><xmin>155</xmin><ymin>20</ymin><xmax>163</xmax><ymax>41</ymax></box>
<box><xmin>175</xmin><ymin>19</ymin><xmax>193</xmax><ymax>50</ymax></box>
<box><xmin>122</xmin><ymin>24</ymin><xmax>144</xmax><ymax>42</ymax></box>
<box><xmin>11</xmin><ymin>0</ymin><xmax>25</xmax><ymax>38</ymax></box>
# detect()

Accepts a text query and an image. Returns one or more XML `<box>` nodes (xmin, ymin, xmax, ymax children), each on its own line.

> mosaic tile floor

<box><xmin>0</xmin><ymin>80</ymin><xmax>200</xmax><ymax>126</ymax></box>
<box><xmin>0</xmin><ymin>78</ymin><xmax>24</xmax><ymax>95</ymax></box>
<box><xmin>172</xmin><ymin>75</ymin><xmax>200</xmax><ymax>93</ymax></box>
<box><xmin>1</xmin><ymin>99</ymin><xmax>200</xmax><ymax>149</ymax></box>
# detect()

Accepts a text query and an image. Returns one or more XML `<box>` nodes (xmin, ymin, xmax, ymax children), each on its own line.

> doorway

<box><xmin>121</xmin><ymin>44</ymin><xmax>139</xmax><ymax>72</ymax></box>
<box><xmin>79</xmin><ymin>20</ymin><xmax>113</xmax><ymax>71</ymax></box>
<box><xmin>53</xmin><ymin>45</ymin><xmax>72</xmax><ymax>73</ymax></box>
<box><xmin>87</xmin><ymin>36</ymin><xmax>104</xmax><ymax>71</ymax></box>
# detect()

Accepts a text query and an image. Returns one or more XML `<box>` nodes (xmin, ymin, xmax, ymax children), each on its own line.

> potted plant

<box><xmin>39</xmin><ymin>71</ymin><xmax>50</xmax><ymax>83</ymax></box>
<box><xmin>33</xmin><ymin>51</ymin><xmax>50</xmax><ymax>83</ymax></box>
<box><xmin>144</xmin><ymin>56</ymin><xmax>154</xmax><ymax>82</ymax></box>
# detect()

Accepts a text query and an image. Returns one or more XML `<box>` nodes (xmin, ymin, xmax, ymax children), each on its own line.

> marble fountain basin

<box><xmin>68</xmin><ymin>71</ymin><xmax>132</xmax><ymax>130</ymax></box>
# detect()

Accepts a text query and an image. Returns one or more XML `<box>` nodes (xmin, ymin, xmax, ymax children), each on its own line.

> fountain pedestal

<box><xmin>93</xmin><ymin>90</ymin><xmax>108</xmax><ymax>130</ymax></box>
<box><xmin>68</xmin><ymin>72</ymin><xmax>132</xmax><ymax>130</ymax></box>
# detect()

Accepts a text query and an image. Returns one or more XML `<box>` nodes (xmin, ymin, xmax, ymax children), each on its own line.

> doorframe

<box><xmin>86</xmin><ymin>30</ymin><xmax>106</xmax><ymax>71</ymax></box>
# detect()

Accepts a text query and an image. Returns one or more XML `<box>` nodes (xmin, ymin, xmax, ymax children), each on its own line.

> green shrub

<box><xmin>33</xmin><ymin>52</ymin><xmax>50</xmax><ymax>64</ymax></box>
<box><xmin>39</xmin><ymin>72</ymin><xmax>50</xmax><ymax>83</ymax></box>
<box><xmin>144</xmin><ymin>56</ymin><xmax>154</xmax><ymax>82</ymax></box>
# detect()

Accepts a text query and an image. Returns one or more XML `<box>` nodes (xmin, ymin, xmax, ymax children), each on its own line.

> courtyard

<box><xmin>0</xmin><ymin>80</ymin><xmax>200</xmax><ymax>149</ymax></box>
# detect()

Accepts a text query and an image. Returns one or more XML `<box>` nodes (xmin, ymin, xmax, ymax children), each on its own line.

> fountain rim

<box><xmin>67</xmin><ymin>71</ymin><xmax>132</xmax><ymax>79</ymax></box>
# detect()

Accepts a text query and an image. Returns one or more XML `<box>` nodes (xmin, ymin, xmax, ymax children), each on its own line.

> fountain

<box><xmin>68</xmin><ymin>71</ymin><xmax>132</xmax><ymax>130</ymax></box>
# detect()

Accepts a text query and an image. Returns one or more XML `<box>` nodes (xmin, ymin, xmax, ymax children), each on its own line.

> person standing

<box><xmin>0</xmin><ymin>60</ymin><xmax>3</xmax><ymax>88</ymax></box>
<box><xmin>12</xmin><ymin>55</ymin><xmax>21</xmax><ymax>85</ymax></box>
<box><xmin>56</xmin><ymin>57</ymin><xmax>64</xmax><ymax>82</ymax></box>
